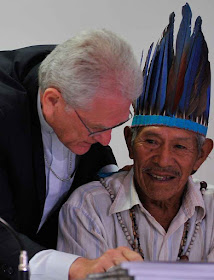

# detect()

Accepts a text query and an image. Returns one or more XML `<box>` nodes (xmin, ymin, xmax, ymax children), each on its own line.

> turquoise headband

<box><xmin>132</xmin><ymin>115</ymin><xmax>207</xmax><ymax>136</ymax></box>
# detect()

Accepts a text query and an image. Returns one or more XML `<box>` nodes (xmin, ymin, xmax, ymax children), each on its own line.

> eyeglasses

<box><xmin>75</xmin><ymin>109</ymin><xmax>133</xmax><ymax>137</ymax></box>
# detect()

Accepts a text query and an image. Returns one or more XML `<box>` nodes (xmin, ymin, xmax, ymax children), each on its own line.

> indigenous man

<box><xmin>57</xmin><ymin>3</ymin><xmax>214</xmax><ymax>266</ymax></box>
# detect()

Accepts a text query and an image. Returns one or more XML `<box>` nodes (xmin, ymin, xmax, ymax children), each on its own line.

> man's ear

<box><xmin>40</xmin><ymin>88</ymin><xmax>64</xmax><ymax>119</ymax></box>
<box><xmin>124</xmin><ymin>126</ymin><xmax>134</xmax><ymax>159</ymax></box>
<box><xmin>193</xmin><ymin>138</ymin><xmax>213</xmax><ymax>172</ymax></box>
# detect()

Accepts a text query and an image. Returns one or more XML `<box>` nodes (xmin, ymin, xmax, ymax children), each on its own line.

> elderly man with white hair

<box><xmin>0</xmin><ymin>29</ymin><xmax>143</xmax><ymax>280</ymax></box>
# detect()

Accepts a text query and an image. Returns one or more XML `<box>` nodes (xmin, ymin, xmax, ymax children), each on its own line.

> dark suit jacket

<box><xmin>0</xmin><ymin>45</ymin><xmax>117</xmax><ymax>279</ymax></box>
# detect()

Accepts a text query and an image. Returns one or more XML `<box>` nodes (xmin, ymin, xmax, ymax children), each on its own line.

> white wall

<box><xmin>0</xmin><ymin>0</ymin><xmax>213</xmax><ymax>184</ymax></box>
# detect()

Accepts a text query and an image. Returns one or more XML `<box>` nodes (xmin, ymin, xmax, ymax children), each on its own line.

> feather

<box><xmin>186</xmin><ymin>16</ymin><xmax>202</xmax><ymax>64</ymax></box>
<box><xmin>144</xmin><ymin>43</ymin><xmax>158</xmax><ymax>114</ymax></box>
<box><xmin>165</xmin><ymin>3</ymin><xmax>192</xmax><ymax>114</ymax></box>
<box><xmin>204</xmin><ymin>84</ymin><xmax>211</xmax><ymax>125</ymax></box>
<box><xmin>135</xmin><ymin>50</ymin><xmax>144</xmax><ymax>114</ymax></box>
<box><xmin>156</xmin><ymin>32</ymin><xmax>169</xmax><ymax>115</ymax></box>
<box><xmin>140</xmin><ymin>49</ymin><xmax>144</xmax><ymax>68</ymax></box>
<box><xmin>194</xmin><ymin>61</ymin><xmax>211</xmax><ymax>118</ymax></box>
<box><xmin>150</xmin><ymin>13</ymin><xmax>174</xmax><ymax>115</ymax></box>
<box><xmin>143</xmin><ymin>43</ymin><xmax>159</xmax><ymax>114</ymax></box>
<box><xmin>167</xmin><ymin>12</ymin><xmax>175</xmax><ymax>70</ymax></box>
<box><xmin>186</xmin><ymin>59</ymin><xmax>205</xmax><ymax>117</ymax></box>
<box><xmin>137</xmin><ymin>43</ymin><xmax>154</xmax><ymax>114</ymax></box>
<box><xmin>178</xmin><ymin>16</ymin><xmax>203</xmax><ymax>114</ymax></box>
<box><xmin>149</xmin><ymin>36</ymin><xmax>165</xmax><ymax>113</ymax></box>
<box><xmin>187</xmin><ymin>39</ymin><xmax>209</xmax><ymax>117</ymax></box>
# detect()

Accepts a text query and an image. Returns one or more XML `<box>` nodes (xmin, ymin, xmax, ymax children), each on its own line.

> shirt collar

<box><xmin>37</xmin><ymin>89</ymin><xmax>54</xmax><ymax>134</ymax></box>
<box><xmin>108</xmin><ymin>168</ymin><xmax>141</xmax><ymax>215</ymax></box>
<box><xmin>107</xmin><ymin>170</ymin><xmax>205</xmax><ymax>221</ymax></box>
<box><xmin>182</xmin><ymin>176</ymin><xmax>205</xmax><ymax>222</ymax></box>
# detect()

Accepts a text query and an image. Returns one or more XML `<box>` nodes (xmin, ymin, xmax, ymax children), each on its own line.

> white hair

<box><xmin>39</xmin><ymin>29</ymin><xmax>143</xmax><ymax>108</ymax></box>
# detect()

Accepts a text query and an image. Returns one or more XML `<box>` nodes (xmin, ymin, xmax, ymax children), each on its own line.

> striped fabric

<box><xmin>57</xmin><ymin>169</ymin><xmax>214</xmax><ymax>262</ymax></box>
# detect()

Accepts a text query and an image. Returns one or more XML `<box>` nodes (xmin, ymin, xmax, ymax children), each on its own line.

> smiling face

<box><xmin>125</xmin><ymin>126</ymin><xmax>213</xmax><ymax>204</ymax></box>
<box><xmin>41</xmin><ymin>88</ymin><xmax>131</xmax><ymax>155</ymax></box>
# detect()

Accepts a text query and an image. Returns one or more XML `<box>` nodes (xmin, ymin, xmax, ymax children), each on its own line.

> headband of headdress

<box><xmin>132</xmin><ymin>3</ymin><xmax>211</xmax><ymax>136</ymax></box>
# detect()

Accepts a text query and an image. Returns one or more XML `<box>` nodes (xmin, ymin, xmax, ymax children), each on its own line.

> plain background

<box><xmin>1</xmin><ymin>0</ymin><xmax>213</xmax><ymax>184</ymax></box>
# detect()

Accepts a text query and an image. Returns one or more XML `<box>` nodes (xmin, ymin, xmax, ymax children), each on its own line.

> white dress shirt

<box><xmin>29</xmin><ymin>92</ymin><xmax>118</xmax><ymax>280</ymax></box>
<box><xmin>57</xmin><ymin>168</ymin><xmax>214</xmax><ymax>262</ymax></box>
<box><xmin>36</xmin><ymin>92</ymin><xmax>77</xmax><ymax>231</ymax></box>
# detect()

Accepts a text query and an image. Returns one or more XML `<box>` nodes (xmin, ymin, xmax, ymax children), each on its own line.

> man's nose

<box><xmin>92</xmin><ymin>130</ymin><xmax>112</xmax><ymax>146</ymax></box>
<box><xmin>153</xmin><ymin>145</ymin><xmax>173</xmax><ymax>167</ymax></box>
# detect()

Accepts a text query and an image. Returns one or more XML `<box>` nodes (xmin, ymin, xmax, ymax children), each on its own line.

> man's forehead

<box><xmin>136</xmin><ymin>125</ymin><xmax>196</xmax><ymax>140</ymax></box>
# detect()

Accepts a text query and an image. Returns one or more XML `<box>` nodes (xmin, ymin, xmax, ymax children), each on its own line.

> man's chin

<box><xmin>70</xmin><ymin>144</ymin><xmax>92</xmax><ymax>155</ymax></box>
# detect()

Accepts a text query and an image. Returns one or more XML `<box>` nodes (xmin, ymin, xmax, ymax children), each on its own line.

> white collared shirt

<box><xmin>30</xmin><ymin>93</ymin><xmax>79</xmax><ymax>280</ymax></box>
<box><xmin>37</xmin><ymin>92</ymin><xmax>77</xmax><ymax>231</ymax></box>
<box><xmin>57</xmin><ymin>169</ymin><xmax>214</xmax><ymax>262</ymax></box>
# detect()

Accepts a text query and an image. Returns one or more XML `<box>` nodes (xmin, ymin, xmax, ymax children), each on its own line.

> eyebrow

<box><xmin>142</xmin><ymin>132</ymin><xmax>193</xmax><ymax>141</ymax></box>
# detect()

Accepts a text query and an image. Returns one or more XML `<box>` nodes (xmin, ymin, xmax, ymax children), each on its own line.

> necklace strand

<box><xmin>100</xmin><ymin>178</ymin><xmax>207</xmax><ymax>261</ymax></box>
<box><xmin>44</xmin><ymin>153</ymin><xmax>74</xmax><ymax>182</ymax></box>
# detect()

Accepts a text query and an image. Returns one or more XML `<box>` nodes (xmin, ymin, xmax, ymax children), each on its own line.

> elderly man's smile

<box><xmin>142</xmin><ymin>167</ymin><xmax>180</xmax><ymax>183</ymax></box>
<box><xmin>147</xmin><ymin>173</ymin><xmax>175</xmax><ymax>181</ymax></box>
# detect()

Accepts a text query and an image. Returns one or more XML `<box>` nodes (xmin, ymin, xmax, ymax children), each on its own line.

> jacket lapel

<box><xmin>23</xmin><ymin>63</ymin><xmax>46</xmax><ymax>218</ymax></box>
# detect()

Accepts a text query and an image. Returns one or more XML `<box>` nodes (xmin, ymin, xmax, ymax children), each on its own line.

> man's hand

<box><xmin>69</xmin><ymin>246</ymin><xmax>143</xmax><ymax>280</ymax></box>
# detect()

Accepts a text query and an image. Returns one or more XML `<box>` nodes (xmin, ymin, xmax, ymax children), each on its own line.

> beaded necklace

<box><xmin>100</xmin><ymin>178</ymin><xmax>207</xmax><ymax>261</ymax></box>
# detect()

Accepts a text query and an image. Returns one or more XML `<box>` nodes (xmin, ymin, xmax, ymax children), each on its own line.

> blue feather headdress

<box><xmin>132</xmin><ymin>3</ymin><xmax>211</xmax><ymax>136</ymax></box>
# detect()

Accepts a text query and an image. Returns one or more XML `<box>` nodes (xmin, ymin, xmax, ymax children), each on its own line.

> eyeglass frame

<box><xmin>75</xmin><ymin>109</ymin><xmax>133</xmax><ymax>137</ymax></box>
